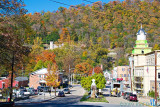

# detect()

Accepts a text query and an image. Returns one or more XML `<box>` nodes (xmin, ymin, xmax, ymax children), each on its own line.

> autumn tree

<box><xmin>45</xmin><ymin>64</ymin><xmax>60</xmax><ymax>96</ymax></box>
<box><xmin>152</xmin><ymin>44</ymin><xmax>160</xmax><ymax>51</ymax></box>
<box><xmin>74</xmin><ymin>62</ymin><xmax>92</xmax><ymax>76</ymax></box>
<box><xmin>25</xmin><ymin>37</ymin><xmax>44</xmax><ymax>75</ymax></box>
<box><xmin>0</xmin><ymin>0</ymin><xmax>27</xmax><ymax>102</ymax></box>
<box><xmin>89</xmin><ymin>66</ymin><xmax>103</xmax><ymax>76</ymax></box>
<box><xmin>58</xmin><ymin>28</ymin><xmax>71</xmax><ymax>43</ymax></box>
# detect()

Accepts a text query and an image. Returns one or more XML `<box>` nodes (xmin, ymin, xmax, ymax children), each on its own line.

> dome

<box><xmin>137</xmin><ymin>24</ymin><xmax>147</xmax><ymax>35</ymax></box>
<box><xmin>137</xmin><ymin>28</ymin><xmax>147</xmax><ymax>35</ymax></box>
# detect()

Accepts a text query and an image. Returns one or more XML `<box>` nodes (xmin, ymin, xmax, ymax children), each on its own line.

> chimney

<box><xmin>50</xmin><ymin>41</ymin><xmax>53</xmax><ymax>49</ymax></box>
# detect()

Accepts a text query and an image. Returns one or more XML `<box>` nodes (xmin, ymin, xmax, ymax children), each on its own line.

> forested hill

<box><xmin>24</xmin><ymin>0</ymin><xmax>159</xmax><ymax>52</ymax></box>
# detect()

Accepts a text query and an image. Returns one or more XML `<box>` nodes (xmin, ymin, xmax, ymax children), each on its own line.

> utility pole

<box><xmin>10</xmin><ymin>51</ymin><xmax>14</xmax><ymax>102</ymax></box>
<box><xmin>155</xmin><ymin>51</ymin><xmax>157</xmax><ymax>107</ymax></box>
<box><xmin>69</xmin><ymin>65</ymin><xmax>70</xmax><ymax>85</ymax></box>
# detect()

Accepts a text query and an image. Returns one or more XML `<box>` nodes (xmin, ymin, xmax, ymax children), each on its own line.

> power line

<box><xmin>82</xmin><ymin>0</ymin><xmax>94</xmax><ymax>4</ymax></box>
<box><xmin>48</xmin><ymin>0</ymin><xmax>71</xmax><ymax>7</ymax></box>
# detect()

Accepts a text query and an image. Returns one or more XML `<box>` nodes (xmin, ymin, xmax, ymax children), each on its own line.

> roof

<box><xmin>32</xmin><ymin>68</ymin><xmax>48</xmax><ymax>75</ymax></box>
<box><xmin>137</xmin><ymin>28</ymin><xmax>147</xmax><ymax>35</ymax></box>
<box><xmin>15</xmin><ymin>77</ymin><xmax>28</xmax><ymax>81</ymax></box>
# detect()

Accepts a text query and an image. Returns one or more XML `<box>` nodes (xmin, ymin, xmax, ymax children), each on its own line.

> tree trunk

<box><xmin>55</xmin><ymin>87</ymin><xmax>56</xmax><ymax>96</ymax></box>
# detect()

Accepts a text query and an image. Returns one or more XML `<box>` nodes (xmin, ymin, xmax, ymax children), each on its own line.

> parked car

<box><xmin>21</xmin><ymin>89</ymin><xmax>30</xmax><ymax>96</ymax></box>
<box><xmin>37</xmin><ymin>86</ymin><xmax>44</xmax><ymax>92</ymax></box>
<box><xmin>28</xmin><ymin>88</ymin><xmax>35</xmax><ymax>95</ymax></box>
<box><xmin>58</xmin><ymin>91</ymin><xmax>65</xmax><ymax>97</ymax></box>
<box><xmin>0</xmin><ymin>92</ymin><xmax>2</xmax><ymax>98</ymax></box>
<box><xmin>68</xmin><ymin>85</ymin><xmax>73</xmax><ymax>88</ymax></box>
<box><xmin>19</xmin><ymin>87</ymin><xmax>26</xmax><ymax>90</ymax></box>
<box><xmin>34</xmin><ymin>89</ymin><xmax>38</xmax><ymax>95</ymax></box>
<box><xmin>123</xmin><ymin>92</ymin><xmax>132</xmax><ymax>99</ymax></box>
<box><xmin>127</xmin><ymin>94</ymin><xmax>138</xmax><ymax>102</ymax></box>
<box><xmin>63</xmin><ymin>88</ymin><xmax>70</xmax><ymax>94</ymax></box>
<box><xmin>37</xmin><ymin>86</ymin><xmax>49</xmax><ymax>92</ymax></box>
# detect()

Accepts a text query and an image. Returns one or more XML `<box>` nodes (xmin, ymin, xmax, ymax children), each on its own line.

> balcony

<box><xmin>134</xmin><ymin>86</ymin><xmax>143</xmax><ymax>90</ymax></box>
<box><xmin>134</xmin><ymin>81</ymin><xmax>143</xmax><ymax>84</ymax></box>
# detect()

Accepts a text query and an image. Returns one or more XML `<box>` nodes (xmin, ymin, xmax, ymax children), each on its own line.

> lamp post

<box><xmin>155</xmin><ymin>51</ymin><xmax>157</xmax><ymax>107</ymax></box>
<box><xmin>69</xmin><ymin>65</ymin><xmax>75</xmax><ymax>85</ymax></box>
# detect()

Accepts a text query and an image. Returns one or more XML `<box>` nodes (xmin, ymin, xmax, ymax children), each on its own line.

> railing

<box><xmin>134</xmin><ymin>81</ymin><xmax>143</xmax><ymax>84</ymax></box>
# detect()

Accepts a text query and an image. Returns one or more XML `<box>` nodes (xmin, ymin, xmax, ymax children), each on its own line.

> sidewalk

<box><xmin>15</xmin><ymin>92</ymin><xmax>56</xmax><ymax>103</ymax></box>
<box><xmin>138</xmin><ymin>96</ymin><xmax>160</xmax><ymax>106</ymax></box>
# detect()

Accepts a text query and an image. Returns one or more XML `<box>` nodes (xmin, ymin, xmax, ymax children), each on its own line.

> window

<box><xmin>158</xmin><ymin>73</ymin><xmax>160</xmax><ymax>79</ymax></box>
<box><xmin>124</xmin><ymin>74</ymin><xmax>126</xmax><ymax>77</ymax></box>
<box><xmin>122</xmin><ymin>68</ymin><xmax>125</xmax><ymax>71</ymax></box>
<box><xmin>39</xmin><ymin>75</ymin><xmax>41</xmax><ymax>78</ymax></box>
<box><xmin>120</xmin><ymin>74</ymin><xmax>123</xmax><ymax>77</ymax></box>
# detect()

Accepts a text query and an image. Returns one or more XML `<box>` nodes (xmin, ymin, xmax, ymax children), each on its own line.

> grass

<box><xmin>80</xmin><ymin>92</ymin><xmax>108</xmax><ymax>103</ymax></box>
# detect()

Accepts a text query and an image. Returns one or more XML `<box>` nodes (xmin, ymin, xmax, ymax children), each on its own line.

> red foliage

<box><xmin>89</xmin><ymin>66</ymin><xmax>103</xmax><ymax>76</ymax></box>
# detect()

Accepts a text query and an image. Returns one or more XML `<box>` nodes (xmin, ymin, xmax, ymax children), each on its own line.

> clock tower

<box><xmin>132</xmin><ymin>24</ymin><xmax>152</xmax><ymax>54</ymax></box>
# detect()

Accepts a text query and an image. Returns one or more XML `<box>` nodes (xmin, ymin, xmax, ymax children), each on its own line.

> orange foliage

<box><xmin>74</xmin><ymin>62</ymin><xmax>92</xmax><ymax>76</ymax></box>
<box><xmin>59</xmin><ymin>28</ymin><xmax>71</xmax><ymax>43</ymax></box>
<box><xmin>36</xmin><ymin>50</ymin><xmax>56</xmax><ymax>63</ymax></box>
<box><xmin>89</xmin><ymin>66</ymin><xmax>103</xmax><ymax>76</ymax></box>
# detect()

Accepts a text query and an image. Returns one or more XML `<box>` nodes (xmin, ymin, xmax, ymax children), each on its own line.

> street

<box><xmin>15</xmin><ymin>85</ymin><xmax>148</xmax><ymax>107</ymax></box>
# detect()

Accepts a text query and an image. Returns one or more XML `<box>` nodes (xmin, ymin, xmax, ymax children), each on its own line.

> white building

<box><xmin>129</xmin><ymin>25</ymin><xmax>160</xmax><ymax>96</ymax></box>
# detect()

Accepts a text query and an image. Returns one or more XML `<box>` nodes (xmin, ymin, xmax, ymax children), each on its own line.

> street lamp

<box><xmin>69</xmin><ymin>65</ymin><xmax>75</xmax><ymax>85</ymax></box>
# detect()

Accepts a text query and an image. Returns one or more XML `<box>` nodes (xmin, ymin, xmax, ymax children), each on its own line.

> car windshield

<box><xmin>64</xmin><ymin>89</ymin><xmax>69</xmax><ymax>91</ymax></box>
<box><xmin>131</xmin><ymin>94</ymin><xmax>137</xmax><ymax>97</ymax></box>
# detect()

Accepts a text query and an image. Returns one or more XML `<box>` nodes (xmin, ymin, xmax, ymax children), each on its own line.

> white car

<box><xmin>23</xmin><ymin>90</ymin><xmax>30</xmax><ymax>96</ymax></box>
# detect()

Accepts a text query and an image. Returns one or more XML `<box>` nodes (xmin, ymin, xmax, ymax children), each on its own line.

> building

<box><xmin>117</xmin><ymin>66</ymin><xmax>130</xmax><ymax>82</ymax></box>
<box><xmin>29</xmin><ymin>68</ymin><xmax>48</xmax><ymax>89</ymax></box>
<box><xmin>0</xmin><ymin>77</ymin><xmax>28</xmax><ymax>89</ymax></box>
<box><xmin>43</xmin><ymin>41</ymin><xmax>64</xmax><ymax>50</ymax></box>
<box><xmin>111</xmin><ymin>67</ymin><xmax>117</xmax><ymax>80</ymax></box>
<box><xmin>129</xmin><ymin>25</ymin><xmax>160</xmax><ymax>96</ymax></box>
<box><xmin>132</xmin><ymin>24</ymin><xmax>152</xmax><ymax>55</ymax></box>
<box><xmin>29</xmin><ymin>68</ymin><xmax>63</xmax><ymax>89</ymax></box>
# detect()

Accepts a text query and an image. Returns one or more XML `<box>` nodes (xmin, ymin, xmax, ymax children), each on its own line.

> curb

<box><xmin>15</xmin><ymin>96</ymin><xmax>56</xmax><ymax>104</ymax></box>
<box><xmin>29</xmin><ymin>96</ymin><xmax>56</xmax><ymax>103</ymax></box>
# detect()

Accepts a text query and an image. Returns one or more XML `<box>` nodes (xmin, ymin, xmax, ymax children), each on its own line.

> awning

<box><xmin>117</xmin><ymin>78</ymin><xmax>123</xmax><ymax>81</ymax></box>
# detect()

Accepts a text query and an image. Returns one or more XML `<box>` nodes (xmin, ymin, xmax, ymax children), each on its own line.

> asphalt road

<box><xmin>15</xmin><ymin>85</ymin><xmax>147</xmax><ymax>107</ymax></box>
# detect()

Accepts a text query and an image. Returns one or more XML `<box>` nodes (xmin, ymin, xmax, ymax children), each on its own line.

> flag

<box><xmin>147</xmin><ymin>66</ymin><xmax>149</xmax><ymax>73</ymax></box>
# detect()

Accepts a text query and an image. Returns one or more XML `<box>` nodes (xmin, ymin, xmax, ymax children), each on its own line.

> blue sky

<box><xmin>24</xmin><ymin>0</ymin><xmax>120</xmax><ymax>13</ymax></box>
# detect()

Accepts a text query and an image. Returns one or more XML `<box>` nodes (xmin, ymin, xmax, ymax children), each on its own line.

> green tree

<box><xmin>33</xmin><ymin>60</ymin><xmax>44</xmax><ymax>71</ymax></box>
<box><xmin>81</xmin><ymin>74</ymin><xmax>106</xmax><ymax>91</ymax></box>
<box><xmin>152</xmin><ymin>44</ymin><xmax>160</xmax><ymax>51</ymax></box>
<box><xmin>117</xmin><ymin>57</ymin><xmax>128</xmax><ymax>66</ymax></box>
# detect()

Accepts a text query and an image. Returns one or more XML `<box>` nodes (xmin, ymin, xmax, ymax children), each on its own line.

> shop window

<box><xmin>158</xmin><ymin>73</ymin><xmax>160</xmax><ymax>79</ymax></box>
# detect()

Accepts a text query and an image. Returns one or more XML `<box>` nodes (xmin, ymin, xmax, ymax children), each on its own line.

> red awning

<box><xmin>117</xmin><ymin>78</ymin><xmax>123</xmax><ymax>81</ymax></box>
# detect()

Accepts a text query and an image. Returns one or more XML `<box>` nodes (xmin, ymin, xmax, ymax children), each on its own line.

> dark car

<box><xmin>34</xmin><ymin>89</ymin><xmax>38</xmax><ymax>95</ymax></box>
<box><xmin>123</xmin><ymin>92</ymin><xmax>132</xmax><ymax>99</ymax></box>
<box><xmin>68</xmin><ymin>85</ymin><xmax>73</xmax><ymax>88</ymax></box>
<box><xmin>37</xmin><ymin>86</ymin><xmax>49</xmax><ymax>92</ymax></box>
<box><xmin>125</xmin><ymin>92</ymin><xmax>133</xmax><ymax>100</ymax></box>
<box><xmin>127</xmin><ymin>94</ymin><xmax>138</xmax><ymax>102</ymax></box>
<box><xmin>58</xmin><ymin>91</ymin><xmax>65</xmax><ymax>97</ymax></box>
<box><xmin>37</xmin><ymin>86</ymin><xmax>44</xmax><ymax>92</ymax></box>
<box><xmin>63</xmin><ymin>88</ymin><xmax>70</xmax><ymax>94</ymax></box>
